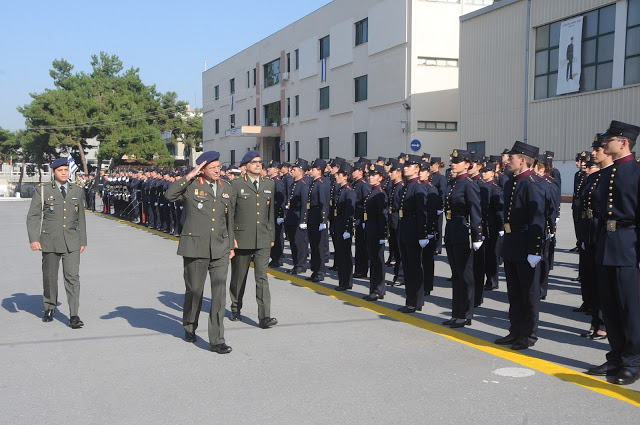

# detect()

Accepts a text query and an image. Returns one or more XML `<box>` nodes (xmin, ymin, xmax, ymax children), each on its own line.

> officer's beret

<box><xmin>489</xmin><ymin>155</ymin><xmax>502</xmax><ymax>163</ymax></box>
<box><xmin>602</xmin><ymin>120</ymin><xmax>640</xmax><ymax>142</ymax></box>
<box><xmin>196</xmin><ymin>151</ymin><xmax>220</xmax><ymax>165</ymax></box>
<box><xmin>388</xmin><ymin>159</ymin><xmax>402</xmax><ymax>171</ymax></box>
<box><xmin>592</xmin><ymin>133</ymin><xmax>606</xmax><ymax>149</ymax></box>
<box><xmin>310</xmin><ymin>158</ymin><xmax>327</xmax><ymax>170</ymax></box>
<box><xmin>368</xmin><ymin>164</ymin><xmax>385</xmax><ymax>175</ymax></box>
<box><xmin>377</xmin><ymin>156</ymin><xmax>387</xmax><ymax>163</ymax></box>
<box><xmin>240</xmin><ymin>150</ymin><xmax>261</xmax><ymax>166</ymax></box>
<box><xmin>430</xmin><ymin>156</ymin><xmax>442</xmax><ymax>164</ymax></box>
<box><xmin>292</xmin><ymin>158</ymin><xmax>309</xmax><ymax>171</ymax></box>
<box><xmin>50</xmin><ymin>158</ymin><xmax>68</xmax><ymax>170</ymax></box>
<box><xmin>337</xmin><ymin>163</ymin><xmax>352</xmax><ymax>175</ymax></box>
<box><xmin>450</xmin><ymin>149</ymin><xmax>472</xmax><ymax>163</ymax></box>
<box><xmin>507</xmin><ymin>141</ymin><xmax>539</xmax><ymax>158</ymax></box>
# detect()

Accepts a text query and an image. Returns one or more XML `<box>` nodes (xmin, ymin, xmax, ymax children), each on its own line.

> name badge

<box><xmin>263</xmin><ymin>189</ymin><xmax>272</xmax><ymax>194</ymax></box>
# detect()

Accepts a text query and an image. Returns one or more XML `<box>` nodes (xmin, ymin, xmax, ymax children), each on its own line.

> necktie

<box><xmin>211</xmin><ymin>182</ymin><xmax>217</xmax><ymax>198</ymax></box>
<box><xmin>253</xmin><ymin>180</ymin><xmax>258</xmax><ymax>191</ymax></box>
<box><xmin>61</xmin><ymin>186</ymin><xmax>66</xmax><ymax>199</ymax></box>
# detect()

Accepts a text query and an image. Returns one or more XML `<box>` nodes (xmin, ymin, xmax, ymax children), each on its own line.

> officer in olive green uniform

<box><xmin>165</xmin><ymin>151</ymin><xmax>235</xmax><ymax>354</ymax></box>
<box><xmin>26</xmin><ymin>157</ymin><xmax>87</xmax><ymax>329</ymax></box>
<box><xmin>228</xmin><ymin>151</ymin><xmax>278</xmax><ymax>329</ymax></box>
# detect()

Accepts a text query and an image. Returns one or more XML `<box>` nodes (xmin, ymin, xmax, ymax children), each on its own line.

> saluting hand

<box><xmin>186</xmin><ymin>162</ymin><xmax>206</xmax><ymax>181</ymax></box>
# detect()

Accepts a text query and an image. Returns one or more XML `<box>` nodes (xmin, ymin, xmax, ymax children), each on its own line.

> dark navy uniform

<box><xmin>352</xmin><ymin>175</ymin><xmax>372</xmax><ymax>277</ymax></box>
<box><xmin>483</xmin><ymin>177</ymin><xmax>504</xmax><ymax>290</ymax></box>
<box><xmin>430</xmin><ymin>166</ymin><xmax>447</xmax><ymax>254</ymax></box>
<box><xmin>536</xmin><ymin>172</ymin><xmax>560</xmax><ymax>300</ymax></box>
<box><xmin>305</xmin><ymin>172</ymin><xmax>331</xmax><ymax>281</ymax></box>
<box><xmin>284</xmin><ymin>177</ymin><xmax>309</xmax><ymax>273</ymax></box>
<box><xmin>420</xmin><ymin>177</ymin><xmax>440</xmax><ymax>295</ymax></box>
<box><xmin>387</xmin><ymin>178</ymin><xmax>404</xmax><ymax>285</ymax></box>
<box><xmin>364</xmin><ymin>176</ymin><xmax>388</xmax><ymax>298</ymax></box>
<box><xmin>333</xmin><ymin>180</ymin><xmax>356</xmax><ymax>290</ymax></box>
<box><xmin>269</xmin><ymin>172</ymin><xmax>286</xmax><ymax>267</ymax></box>
<box><xmin>470</xmin><ymin>172</ymin><xmax>488</xmax><ymax>307</ymax></box>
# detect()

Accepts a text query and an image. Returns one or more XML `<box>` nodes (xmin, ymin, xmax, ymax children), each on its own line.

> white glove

<box><xmin>481</xmin><ymin>236</ymin><xmax>486</xmax><ymax>241</ymax></box>
<box><xmin>546</xmin><ymin>233</ymin><xmax>551</xmax><ymax>240</ymax></box>
<box><xmin>437</xmin><ymin>210</ymin><xmax>443</xmax><ymax>215</ymax></box>
<box><xmin>527</xmin><ymin>254</ymin><xmax>542</xmax><ymax>268</ymax></box>
<box><xmin>299</xmin><ymin>223</ymin><xmax>307</xmax><ymax>230</ymax></box>
<box><xmin>419</xmin><ymin>239</ymin><xmax>428</xmax><ymax>248</ymax></box>
<box><xmin>180</xmin><ymin>206</ymin><xmax>183</xmax><ymax>210</ymax></box>
<box><xmin>362</xmin><ymin>222</ymin><xmax>366</xmax><ymax>229</ymax></box>
<box><xmin>472</xmin><ymin>241</ymin><xmax>483</xmax><ymax>251</ymax></box>
<box><xmin>555</xmin><ymin>217</ymin><xmax>560</xmax><ymax>224</ymax></box>
<box><xmin>276</xmin><ymin>218</ymin><xmax>284</xmax><ymax>224</ymax></box>
<box><xmin>427</xmin><ymin>234</ymin><xmax>435</xmax><ymax>239</ymax></box>
<box><xmin>319</xmin><ymin>223</ymin><xmax>327</xmax><ymax>231</ymax></box>
<box><xmin>549</xmin><ymin>234</ymin><xmax>555</xmax><ymax>239</ymax></box>
<box><xmin>379</xmin><ymin>239</ymin><xmax>386</xmax><ymax>245</ymax></box>
<box><xmin>498</xmin><ymin>231</ymin><xmax>504</xmax><ymax>237</ymax></box>
<box><xmin>581</xmin><ymin>242</ymin><xmax>585</xmax><ymax>250</ymax></box>
<box><xmin>342</xmin><ymin>232</ymin><xmax>351</xmax><ymax>240</ymax></box>
<box><xmin>154</xmin><ymin>202</ymin><xmax>158</xmax><ymax>206</ymax></box>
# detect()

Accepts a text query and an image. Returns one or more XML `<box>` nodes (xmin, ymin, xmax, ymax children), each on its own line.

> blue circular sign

<box><xmin>410</xmin><ymin>139</ymin><xmax>421</xmax><ymax>151</ymax></box>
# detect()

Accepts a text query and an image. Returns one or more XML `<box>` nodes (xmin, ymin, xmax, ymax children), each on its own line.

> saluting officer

<box><xmin>332</xmin><ymin>163</ymin><xmax>356</xmax><ymax>291</ymax></box>
<box><xmin>586</xmin><ymin>120</ymin><xmax>640</xmax><ymax>385</ymax></box>
<box><xmin>164</xmin><ymin>151</ymin><xmax>235</xmax><ymax>354</ymax></box>
<box><xmin>26</xmin><ymin>158</ymin><xmax>88</xmax><ymax>328</ymax></box>
<box><xmin>363</xmin><ymin>164</ymin><xmax>388</xmax><ymax>301</ymax></box>
<box><xmin>228</xmin><ymin>151</ymin><xmax>278</xmax><ymax>329</ymax></box>
<box><xmin>285</xmin><ymin>159</ymin><xmax>310</xmax><ymax>275</ymax></box>
<box><xmin>494</xmin><ymin>141</ymin><xmax>545</xmax><ymax>351</ymax></box>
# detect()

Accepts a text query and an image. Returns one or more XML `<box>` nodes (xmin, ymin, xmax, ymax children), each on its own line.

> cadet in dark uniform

<box><xmin>285</xmin><ymin>159</ymin><xmax>310</xmax><ymax>274</ymax></box>
<box><xmin>543</xmin><ymin>151</ymin><xmax>562</xmax><ymax>190</ymax></box>
<box><xmin>363</xmin><ymin>164</ymin><xmax>388</xmax><ymax>301</ymax></box>
<box><xmin>419</xmin><ymin>161</ymin><xmax>440</xmax><ymax>295</ymax></box>
<box><xmin>571</xmin><ymin>152</ymin><xmax>588</xmax><ymax>256</ymax></box>
<box><xmin>228</xmin><ymin>151</ymin><xmax>277</xmax><ymax>329</ymax></box>
<box><xmin>351</xmin><ymin>162</ymin><xmax>372</xmax><ymax>278</ymax></box>
<box><xmin>587</xmin><ymin>120</ymin><xmax>640</xmax><ymax>385</ymax></box>
<box><xmin>332</xmin><ymin>164</ymin><xmax>356</xmax><ymax>291</ymax></box>
<box><xmin>442</xmin><ymin>150</ymin><xmax>483</xmax><ymax>328</ymax></box>
<box><xmin>386</xmin><ymin>159</ymin><xmax>405</xmax><ymax>285</ymax></box>
<box><xmin>429</xmin><ymin>157</ymin><xmax>447</xmax><ymax>254</ymax></box>
<box><xmin>305</xmin><ymin>159</ymin><xmax>331</xmax><ymax>282</ymax></box>
<box><xmin>26</xmin><ymin>158</ymin><xmax>88</xmax><ymax>328</ymax></box>
<box><xmin>494</xmin><ymin>141</ymin><xmax>545</xmax><ymax>350</ymax></box>
<box><xmin>480</xmin><ymin>162</ymin><xmax>504</xmax><ymax>290</ymax></box>
<box><xmin>468</xmin><ymin>152</ymin><xmax>488</xmax><ymax>307</ymax></box>
<box><xmin>267</xmin><ymin>161</ymin><xmax>286</xmax><ymax>267</ymax></box>
<box><xmin>165</xmin><ymin>151</ymin><xmax>235</xmax><ymax>354</ymax></box>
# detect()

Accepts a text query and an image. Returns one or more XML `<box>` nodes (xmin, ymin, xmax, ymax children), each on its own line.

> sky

<box><xmin>0</xmin><ymin>0</ymin><xmax>333</xmax><ymax>131</ymax></box>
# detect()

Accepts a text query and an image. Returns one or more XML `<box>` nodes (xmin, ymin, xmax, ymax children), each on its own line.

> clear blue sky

<box><xmin>0</xmin><ymin>0</ymin><xmax>332</xmax><ymax>131</ymax></box>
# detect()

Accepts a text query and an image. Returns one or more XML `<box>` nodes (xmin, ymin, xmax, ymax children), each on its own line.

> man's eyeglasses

<box><xmin>248</xmin><ymin>160</ymin><xmax>263</xmax><ymax>165</ymax></box>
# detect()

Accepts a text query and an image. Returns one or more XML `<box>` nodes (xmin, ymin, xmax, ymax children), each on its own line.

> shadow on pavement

<box><xmin>100</xmin><ymin>306</ymin><xmax>183</xmax><ymax>339</ymax></box>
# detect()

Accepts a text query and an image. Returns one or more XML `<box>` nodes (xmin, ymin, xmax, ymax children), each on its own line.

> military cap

<box><xmin>377</xmin><ymin>156</ymin><xmax>387</xmax><ymax>163</ymax></box>
<box><xmin>280</xmin><ymin>162</ymin><xmax>291</xmax><ymax>168</ymax></box>
<box><xmin>403</xmin><ymin>154</ymin><xmax>422</xmax><ymax>165</ymax></box>
<box><xmin>50</xmin><ymin>158</ymin><xmax>68</xmax><ymax>170</ymax></box>
<box><xmin>592</xmin><ymin>133</ymin><xmax>606</xmax><ymax>149</ymax></box>
<box><xmin>543</xmin><ymin>150</ymin><xmax>555</xmax><ymax>158</ymax></box>
<box><xmin>357</xmin><ymin>157</ymin><xmax>371</xmax><ymax>165</ymax></box>
<box><xmin>352</xmin><ymin>161</ymin><xmax>367</xmax><ymax>171</ymax></box>
<box><xmin>482</xmin><ymin>162</ymin><xmax>497</xmax><ymax>172</ymax></box>
<box><xmin>398</xmin><ymin>153</ymin><xmax>408</xmax><ymax>160</ymax></box>
<box><xmin>310</xmin><ymin>158</ymin><xmax>327</xmax><ymax>170</ymax></box>
<box><xmin>368</xmin><ymin>164</ymin><xmax>385</xmax><ymax>175</ymax></box>
<box><xmin>331</xmin><ymin>157</ymin><xmax>346</xmax><ymax>167</ymax></box>
<box><xmin>507</xmin><ymin>141</ymin><xmax>539</xmax><ymax>158</ymax></box>
<box><xmin>430</xmin><ymin>156</ymin><xmax>442</xmax><ymax>164</ymax></box>
<box><xmin>421</xmin><ymin>152</ymin><xmax>431</xmax><ymax>160</ymax></box>
<box><xmin>450</xmin><ymin>149</ymin><xmax>472</xmax><ymax>163</ymax></box>
<box><xmin>337</xmin><ymin>163</ymin><xmax>352</xmax><ymax>175</ymax></box>
<box><xmin>266</xmin><ymin>160</ymin><xmax>280</xmax><ymax>169</ymax></box>
<box><xmin>575</xmin><ymin>152</ymin><xmax>582</xmax><ymax>161</ymax></box>
<box><xmin>502</xmin><ymin>149</ymin><xmax>510</xmax><ymax>155</ymax></box>
<box><xmin>580</xmin><ymin>151</ymin><xmax>588</xmax><ymax>160</ymax></box>
<box><xmin>388</xmin><ymin>159</ymin><xmax>402</xmax><ymax>171</ymax></box>
<box><xmin>489</xmin><ymin>155</ymin><xmax>502</xmax><ymax>163</ymax></box>
<box><xmin>292</xmin><ymin>158</ymin><xmax>309</xmax><ymax>171</ymax></box>
<box><xmin>584</xmin><ymin>154</ymin><xmax>597</xmax><ymax>167</ymax></box>
<box><xmin>602</xmin><ymin>120</ymin><xmax>640</xmax><ymax>142</ymax></box>
<box><xmin>240</xmin><ymin>150</ymin><xmax>261</xmax><ymax>166</ymax></box>
<box><xmin>470</xmin><ymin>152</ymin><xmax>485</xmax><ymax>163</ymax></box>
<box><xmin>419</xmin><ymin>161</ymin><xmax>431</xmax><ymax>171</ymax></box>
<box><xmin>196</xmin><ymin>151</ymin><xmax>221</xmax><ymax>165</ymax></box>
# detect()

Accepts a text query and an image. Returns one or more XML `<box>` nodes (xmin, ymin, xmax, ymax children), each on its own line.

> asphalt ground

<box><xmin>1</xmin><ymin>199</ymin><xmax>639</xmax><ymax>424</ymax></box>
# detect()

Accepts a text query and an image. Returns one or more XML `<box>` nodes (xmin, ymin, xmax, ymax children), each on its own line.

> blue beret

<box><xmin>196</xmin><ymin>151</ymin><xmax>220</xmax><ymax>165</ymax></box>
<box><xmin>50</xmin><ymin>158</ymin><xmax>68</xmax><ymax>170</ymax></box>
<box><xmin>240</xmin><ymin>150</ymin><xmax>261</xmax><ymax>166</ymax></box>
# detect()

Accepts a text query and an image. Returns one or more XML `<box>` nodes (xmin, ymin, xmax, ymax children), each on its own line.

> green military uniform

<box><xmin>229</xmin><ymin>174</ymin><xmax>276</xmax><ymax>320</ymax></box>
<box><xmin>165</xmin><ymin>176</ymin><xmax>235</xmax><ymax>345</ymax></box>
<box><xmin>26</xmin><ymin>181</ymin><xmax>87</xmax><ymax>317</ymax></box>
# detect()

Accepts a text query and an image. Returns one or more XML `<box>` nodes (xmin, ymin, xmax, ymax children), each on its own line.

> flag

<box><xmin>321</xmin><ymin>58</ymin><xmax>327</xmax><ymax>82</ymax></box>
<box><xmin>67</xmin><ymin>155</ymin><xmax>78</xmax><ymax>180</ymax></box>
<box><xmin>231</xmin><ymin>94</ymin><xmax>234</xmax><ymax>111</ymax></box>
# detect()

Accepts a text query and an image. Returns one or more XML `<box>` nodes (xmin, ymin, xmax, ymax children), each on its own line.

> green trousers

<box><xmin>42</xmin><ymin>250</ymin><xmax>81</xmax><ymax>316</ymax></box>
<box><xmin>229</xmin><ymin>247</ymin><xmax>271</xmax><ymax>320</ymax></box>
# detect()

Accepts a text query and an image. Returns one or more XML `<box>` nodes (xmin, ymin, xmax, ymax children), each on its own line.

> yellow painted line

<box><xmin>92</xmin><ymin>211</ymin><xmax>640</xmax><ymax>407</ymax></box>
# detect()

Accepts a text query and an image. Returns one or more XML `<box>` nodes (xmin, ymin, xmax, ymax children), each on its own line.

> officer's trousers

<box><xmin>42</xmin><ymin>250</ymin><xmax>81</xmax><ymax>316</ymax></box>
<box><xmin>229</xmin><ymin>248</ymin><xmax>271</xmax><ymax>320</ymax></box>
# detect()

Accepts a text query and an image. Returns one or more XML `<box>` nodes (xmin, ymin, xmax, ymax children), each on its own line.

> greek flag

<box><xmin>67</xmin><ymin>155</ymin><xmax>78</xmax><ymax>179</ymax></box>
<box><xmin>321</xmin><ymin>58</ymin><xmax>327</xmax><ymax>82</ymax></box>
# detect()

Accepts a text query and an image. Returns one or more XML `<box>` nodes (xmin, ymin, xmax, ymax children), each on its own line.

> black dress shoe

<box><xmin>590</xmin><ymin>332</ymin><xmax>607</xmax><ymax>340</ymax></box>
<box><xmin>450</xmin><ymin>319</ymin><xmax>471</xmax><ymax>328</ymax></box>
<box><xmin>185</xmin><ymin>331</ymin><xmax>197</xmax><ymax>343</ymax></box>
<box><xmin>580</xmin><ymin>329</ymin><xmax>594</xmax><ymax>338</ymax></box>
<box><xmin>210</xmin><ymin>343</ymin><xmax>232</xmax><ymax>354</ymax></box>
<box><xmin>573</xmin><ymin>304</ymin><xmax>588</xmax><ymax>313</ymax></box>
<box><xmin>569</xmin><ymin>246</ymin><xmax>579</xmax><ymax>252</ymax></box>
<box><xmin>362</xmin><ymin>294</ymin><xmax>383</xmax><ymax>301</ymax></box>
<box><xmin>42</xmin><ymin>309</ymin><xmax>54</xmax><ymax>323</ymax></box>
<box><xmin>614</xmin><ymin>367</ymin><xmax>640</xmax><ymax>385</ymax></box>
<box><xmin>494</xmin><ymin>334</ymin><xmax>518</xmax><ymax>345</ymax></box>
<box><xmin>483</xmin><ymin>285</ymin><xmax>494</xmax><ymax>291</ymax></box>
<box><xmin>586</xmin><ymin>361</ymin><xmax>621</xmax><ymax>376</ymax></box>
<box><xmin>311</xmin><ymin>276</ymin><xmax>324</xmax><ymax>282</ymax></box>
<box><xmin>397</xmin><ymin>306</ymin><xmax>420</xmax><ymax>313</ymax></box>
<box><xmin>268</xmin><ymin>261</ymin><xmax>281</xmax><ymax>267</ymax></box>
<box><xmin>259</xmin><ymin>317</ymin><xmax>278</xmax><ymax>329</ymax></box>
<box><xmin>442</xmin><ymin>318</ymin><xmax>456</xmax><ymax>326</ymax></box>
<box><xmin>329</xmin><ymin>266</ymin><xmax>338</xmax><ymax>271</ymax></box>
<box><xmin>353</xmin><ymin>273</ymin><xmax>367</xmax><ymax>278</ymax></box>
<box><xmin>305</xmin><ymin>275</ymin><xmax>317</xmax><ymax>281</ymax></box>
<box><xmin>571</xmin><ymin>276</ymin><xmax>581</xmax><ymax>282</ymax></box>
<box><xmin>287</xmin><ymin>268</ymin><xmax>299</xmax><ymax>274</ymax></box>
<box><xmin>334</xmin><ymin>286</ymin><xmax>348</xmax><ymax>291</ymax></box>
<box><xmin>229</xmin><ymin>312</ymin><xmax>242</xmax><ymax>322</ymax></box>
<box><xmin>70</xmin><ymin>316</ymin><xmax>84</xmax><ymax>329</ymax></box>
<box><xmin>511</xmin><ymin>338</ymin><xmax>534</xmax><ymax>350</ymax></box>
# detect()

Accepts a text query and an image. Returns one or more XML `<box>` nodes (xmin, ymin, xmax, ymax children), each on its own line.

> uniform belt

<box><xmin>605</xmin><ymin>220</ymin><xmax>635</xmax><ymax>232</ymax></box>
<box><xmin>503</xmin><ymin>223</ymin><xmax>528</xmax><ymax>233</ymax></box>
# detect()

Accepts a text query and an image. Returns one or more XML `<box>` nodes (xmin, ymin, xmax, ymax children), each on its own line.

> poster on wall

<box><xmin>556</xmin><ymin>16</ymin><xmax>583</xmax><ymax>95</ymax></box>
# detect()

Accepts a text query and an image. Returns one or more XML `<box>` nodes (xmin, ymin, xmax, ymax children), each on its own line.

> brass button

<box><xmin>63</xmin><ymin>216</ymin><xmax>66</xmax><ymax>219</ymax></box>
<box><xmin>608</xmin><ymin>212</ymin><xmax>612</xmax><ymax>215</ymax></box>
<box><xmin>257</xmin><ymin>221</ymin><xmax>260</xmax><ymax>224</ymax></box>
<box><xmin>257</xmin><ymin>212</ymin><xmax>260</xmax><ymax>215</ymax></box>
<box><xmin>64</xmin><ymin>209</ymin><xmax>67</xmax><ymax>211</ymax></box>
<box><xmin>212</xmin><ymin>218</ymin><xmax>215</xmax><ymax>222</ymax></box>
<box><xmin>609</xmin><ymin>205</ymin><xmax>613</xmax><ymax>208</ymax></box>
<box><xmin>189</xmin><ymin>232</ymin><xmax>192</xmax><ymax>235</ymax></box>
<box><xmin>211</xmin><ymin>228</ymin><xmax>215</xmax><ymax>231</ymax></box>
<box><xmin>213</xmin><ymin>209</ymin><xmax>215</xmax><ymax>212</ymax></box>
<box><xmin>63</xmin><ymin>201</ymin><xmax>66</xmax><ymax>204</ymax></box>
<box><xmin>613</xmin><ymin>168</ymin><xmax>617</xmax><ymax>172</ymax></box>
<box><xmin>63</xmin><ymin>225</ymin><xmax>66</xmax><ymax>228</ymax></box>
<box><xmin>256</xmin><ymin>203</ymin><xmax>260</xmax><ymax>206</ymax></box>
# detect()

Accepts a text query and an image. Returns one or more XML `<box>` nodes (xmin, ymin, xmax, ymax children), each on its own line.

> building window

<box><xmin>215</xmin><ymin>85</ymin><xmax>219</xmax><ymax>100</ymax></box>
<box><xmin>253</xmin><ymin>108</ymin><xmax>257</xmax><ymax>125</ymax></box>
<box><xmin>215</xmin><ymin>119</ymin><xmax>220</xmax><ymax>134</ymax></box>
<box><xmin>295</xmin><ymin>95</ymin><xmax>299</xmax><ymax>116</ymax></box>
<box><xmin>534</xmin><ymin>21</ymin><xmax>560</xmax><ymax>100</ymax></box>
<box><xmin>626</xmin><ymin>0</ymin><xmax>640</xmax><ymax>85</ymax></box>
<box><xmin>355</xmin><ymin>132</ymin><xmax>367</xmax><ymax>157</ymax></box>
<box><xmin>286</xmin><ymin>97</ymin><xmax>291</xmax><ymax>118</ymax></box>
<box><xmin>419</xmin><ymin>57</ymin><xmax>458</xmax><ymax>67</ymax></box>
<box><xmin>286</xmin><ymin>52</ymin><xmax>291</xmax><ymax>73</ymax></box>
<box><xmin>320</xmin><ymin>35</ymin><xmax>330</xmax><ymax>60</ymax></box>
<box><xmin>287</xmin><ymin>142</ymin><xmax>291</xmax><ymax>162</ymax></box>
<box><xmin>295</xmin><ymin>141</ymin><xmax>299</xmax><ymax>159</ymax></box>
<box><xmin>247</xmin><ymin>71</ymin><xmax>250</xmax><ymax>88</ymax></box>
<box><xmin>263</xmin><ymin>58</ymin><xmax>281</xmax><ymax>88</ymax></box>
<box><xmin>230</xmin><ymin>78</ymin><xmax>235</xmax><ymax>94</ymax></box>
<box><xmin>467</xmin><ymin>141</ymin><xmax>486</xmax><ymax>155</ymax></box>
<box><xmin>319</xmin><ymin>137</ymin><xmax>330</xmax><ymax>159</ymax></box>
<box><xmin>319</xmin><ymin>87</ymin><xmax>330</xmax><ymax>110</ymax></box>
<box><xmin>295</xmin><ymin>49</ymin><xmax>299</xmax><ymax>69</ymax></box>
<box><xmin>253</xmin><ymin>68</ymin><xmax>256</xmax><ymax>86</ymax></box>
<box><xmin>417</xmin><ymin>121</ymin><xmax>457</xmax><ymax>131</ymax></box>
<box><xmin>263</xmin><ymin>101</ymin><xmax>280</xmax><ymax>126</ymax></box>
<box><xmin>355</xmin><ymin>18</ymin><xmax>368</xmax><ymax>46</ymax></box>
<box><xmin>247</xmin><ymin>109</ymin><xmax>251</xmax><ymax>125</ymax></box>
<box><xmin>230</xmin><ymin>114</ymin><xmax>235</xmax><ymax>128</ymax></box>
<box><xmin>230</xmin><ymin>150</ymin><xmax>235</xmax><ymax>166</ymax></box>
<box><xmin>355</xmin><ymin>75</ymin><xmax>368</xmax><ymax>102</ymax></box>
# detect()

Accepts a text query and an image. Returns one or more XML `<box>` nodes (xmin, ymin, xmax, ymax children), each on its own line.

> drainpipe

<box><xmin>524</xmin><ymin>0</ymin><xmax>531</xmax><ymax>143</ymax></box>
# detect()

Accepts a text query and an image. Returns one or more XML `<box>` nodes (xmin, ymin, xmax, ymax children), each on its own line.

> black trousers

<box><xmin>484</xmin><ymin>236</ymin><xmax>499</xmax><ymax>289</ymax></box>
<box><xmin>597</xmin><ymin>265</ymin><xmax>640</xmax><ymax>368</ymax></box>
<box><xmin>539</xmin><ymin>239</ymin><xmax>552</xmax><ymax>299</ymax></box>
<box><xmin>354</xmin><ymin>222</ymin><xmax>368</xmax><ymax>275</ymax></box>
<box><xmin>422</xmin><ymin>241</ymin><xmax>435</xmax><ymax>294</ymax></box>
<box><xmin>473</xmin><ymin>243</ymin><xmax>485</xmax><ymax>307</ymax></box>
<box><xmin>389</xmin><ymin>227</ymin><xmax>404</xmax><ymax>283</ymax></box>
<box><xmin>334</xmin><ymin>234</ymin><xmax>353</xmax><ymax>288</ymax></box>
<box><xmin>582</xmin><ymin>246</ymin><xmax>605</xmax><ymax>332</ymax></box>
<box><xmin>285</xmin><ymin>225</ymin><xmax>308</xmax><ymax>269</ymax></box>
<box><xmin>504</xmin><ymin>260</ymin><xmax>540</xmax><ymax>341</ymax></box>
<box><xmin>270</xmin><ymin>221</ymin><xmax>285</xmax><ymax>264</ymax></box>
<box><xmin>367</xmin><ymin>239</ymin><xmax>385</xmax><ymax>296</ymax></box>
<box><xmin>308</xmin><ymin>226</ymin><xmax>327</xmax><ymax>278</ymax></box>
<box><xmin>435</xmin><ymin>214</ymin><xmax>444</xmax><ymax>252</ymax></box>
<box><xmin>447</xmin><ymin>243</ymin><xmax>474</xmax><ymax>320</ymax></box>
<box><xmin>399</xmin><ymin>239</ymin><xmax>424</xmax><ymax>308</ymax></box>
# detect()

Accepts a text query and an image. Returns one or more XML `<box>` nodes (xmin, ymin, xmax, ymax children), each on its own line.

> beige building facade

<box><xmin>202</xmin><ymin>0</ymin><xmax>492</xmax><ymax>165</ymax></box>
<box><xmin>460</xmin><ymin>0</ymin><xmax>640</xmax><ymax>194</ymax></box>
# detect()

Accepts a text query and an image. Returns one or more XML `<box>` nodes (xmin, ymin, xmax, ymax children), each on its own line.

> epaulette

<box><xmin>345</xmin><ymin>185</ymin><xmax>353</xmax><ymax>190</ymax></box>
<box><xmin>318</xmin><ymin>178</ymin><xmax>324</xmax><ymax>183</ymax></box>
<box><xmin>222</xmin><ymin>179</ymin><xmax>232</xmax><ymax>186</ymax></box>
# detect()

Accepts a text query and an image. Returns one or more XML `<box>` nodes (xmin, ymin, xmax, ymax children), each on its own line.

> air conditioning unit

<box><xmin>282</xmin><ymin>117</ymin><xmax>290</xmax><ymax>125</ymax></box>
<box><xmin>282</xmin><ymin>72</ymin><xmax>290</xmax><ymax>81</ymax></box>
